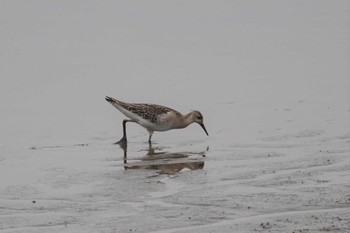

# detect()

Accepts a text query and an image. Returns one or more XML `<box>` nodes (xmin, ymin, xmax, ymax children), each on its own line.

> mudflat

<box><xmin>0</xmin><ymin>1</ymin><xmax>349</xmax><ymax>232</ymax></box>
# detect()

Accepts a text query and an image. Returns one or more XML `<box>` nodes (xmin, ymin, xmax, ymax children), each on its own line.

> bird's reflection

<box><xmin>117</xmin><ymin>141</ymin><xmax>205</xmax><ymax>174</ymax></box>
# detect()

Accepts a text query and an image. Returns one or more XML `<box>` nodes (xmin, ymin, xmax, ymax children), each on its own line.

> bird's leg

<box><xmin>147</xmin><ymin>141</ymin><xmax>155</xmax><ymax>155</ymax></box>
<box><xmin>116</xmin><ymin>119</ymin><xmax>133</xmax><ymax>144</ymax></box>
<box><xmin>148</xmin><ymin>130</ymin><xmax>154</xmax><ymax>144</ymax></box>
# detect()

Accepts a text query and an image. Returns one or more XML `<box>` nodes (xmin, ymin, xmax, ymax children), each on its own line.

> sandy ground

<box><xmin>1</xmin><ymin>1</ymin><xmax>349</xmax><ymax>232</ymax></box>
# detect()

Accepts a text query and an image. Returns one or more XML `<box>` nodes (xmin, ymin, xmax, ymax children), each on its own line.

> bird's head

<box><xmin>190</xmin><ymin>110</ymin><xmax>209</xmax><ymax>136</ymax></box>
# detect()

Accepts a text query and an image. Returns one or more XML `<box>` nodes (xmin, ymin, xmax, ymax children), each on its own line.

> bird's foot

<box><xmin>115</xmin><ymin>136</ymin><xmax>127</xmax><ymax>145</ymax></box>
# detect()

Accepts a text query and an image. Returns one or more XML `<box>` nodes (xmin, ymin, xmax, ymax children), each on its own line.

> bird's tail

<box><xmin>105</xmin><ymin>96</ymin><xmax>127</xmax><ymax>110</ymax></box>
<box><xmin>105</xmin><ymin>96</ymin><xmax>116</xmax><ymax>103</ymax></box>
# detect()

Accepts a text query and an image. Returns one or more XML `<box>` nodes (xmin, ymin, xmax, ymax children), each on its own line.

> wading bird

<box><xmin>105</xmin><ymin>96</ymin><xmax>208</xmax><ymax>143</ymax></box>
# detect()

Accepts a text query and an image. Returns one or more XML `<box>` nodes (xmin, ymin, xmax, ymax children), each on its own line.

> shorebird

<box><xmin>105</xmin><ymin>96</ymin><xmax>209</xmax><ymax>143</ymax></box>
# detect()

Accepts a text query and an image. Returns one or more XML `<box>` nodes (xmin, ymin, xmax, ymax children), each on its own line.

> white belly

<box><xmin>138</xmin><ymin>118</ymin><xmax>172</xmax><ymax>132</ymax></box>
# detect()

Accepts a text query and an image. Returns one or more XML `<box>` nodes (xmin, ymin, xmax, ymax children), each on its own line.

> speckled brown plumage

<box><xmin>116</xmin><ymin>100</ymin><xmax>182</xmax><ymax>123</ymax></box>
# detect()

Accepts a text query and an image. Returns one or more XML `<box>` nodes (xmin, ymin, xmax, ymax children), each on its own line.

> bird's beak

<box><xmin>199</xmin><ymin>123</ymin><xmax>209</xmax><ymax>136</ymax></box>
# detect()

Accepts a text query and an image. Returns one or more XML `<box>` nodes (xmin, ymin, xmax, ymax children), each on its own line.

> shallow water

<box><xmin>1</xmin><ymin>1</ymin><xmax>350</xmax><ymax>232</ymax></box>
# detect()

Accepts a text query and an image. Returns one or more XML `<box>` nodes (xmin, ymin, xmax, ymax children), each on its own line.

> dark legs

<box><xmin>115</xmin><ymin>119</ymin><xmax>154</xmax><ymax>144</ymax></box>
<box><xmin>115</xmin><ymin>119</ymin><xmax>134</xmax><ymax>144</ymax></box>
<box><xmin>148</xmin><ymin>130</ymin><xmax>154</xmax><ymax>144</ymax></box>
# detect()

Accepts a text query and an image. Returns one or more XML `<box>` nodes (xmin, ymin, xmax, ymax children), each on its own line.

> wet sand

<box><xmin>1</xmin><ymin>104</ymin><xmax>349</xmax><ymax>232</ymax></box>
<box><xmin>1</xmin><ymin>1</ymin><xmax>349</xmax><ymax>232</ymax></box>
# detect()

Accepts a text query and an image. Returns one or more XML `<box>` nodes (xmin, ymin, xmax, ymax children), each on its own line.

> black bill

<box><xmin>199</xmin><ymin>123</ymin><xmax>209</xmax><ymax>136</ymax></box>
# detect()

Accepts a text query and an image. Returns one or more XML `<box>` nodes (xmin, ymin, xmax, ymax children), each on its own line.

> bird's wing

<box><xmin>129</xmin><ymin>104</ymin><xmax>182</xmax><ymax>123</ymax></box>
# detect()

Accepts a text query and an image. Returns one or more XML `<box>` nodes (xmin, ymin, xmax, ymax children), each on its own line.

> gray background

<box><xmin>0</xmin><ymin>1</ymin><xmax>349</xmax><ymax>232</ymax></box>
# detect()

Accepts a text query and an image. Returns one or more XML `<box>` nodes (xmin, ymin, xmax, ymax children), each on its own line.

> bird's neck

<box><xmin>176</xmin><ymin>113</ymin><xmax>193</xmax><ymax>129</ymax></box>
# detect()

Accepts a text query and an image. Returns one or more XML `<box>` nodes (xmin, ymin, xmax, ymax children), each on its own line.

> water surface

<box><xmin>0</xmin><ymin>1</ymin><xmax>349</xmax><ymax>232</ymax></box>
